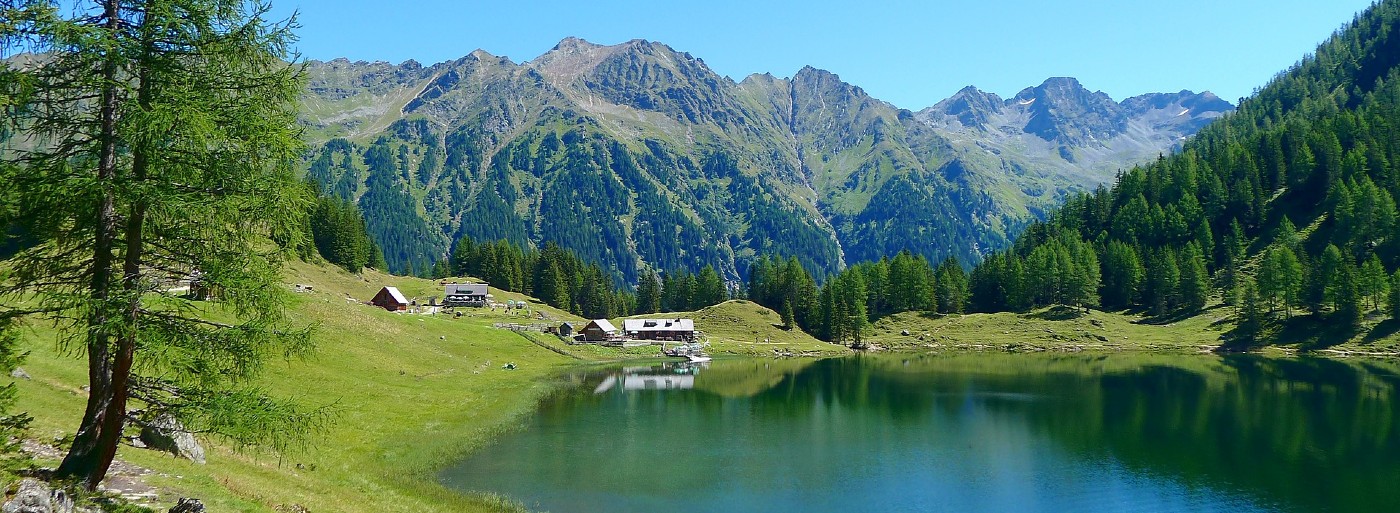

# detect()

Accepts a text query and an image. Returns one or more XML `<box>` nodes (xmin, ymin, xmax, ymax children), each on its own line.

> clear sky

<box><xmin>267</xmin><ymin>0</ymin><xmax>1377</xmax><ymax>109</ymax></box>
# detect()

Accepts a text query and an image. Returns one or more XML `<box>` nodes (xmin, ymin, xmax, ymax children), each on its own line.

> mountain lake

<box><xmin>439</xmin><ymin>353</ymin><xmax>1400</xmax><ymax>512</ymax></box>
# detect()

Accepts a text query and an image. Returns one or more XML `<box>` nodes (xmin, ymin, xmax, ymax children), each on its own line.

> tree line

<box><xmin>744</xmin><ymin>253</ymin><xmax>968</xmax><ymax>346</ymax></box>
<box><xmin>962</xmin><ymin>0</ymin><xmax>1400</xmax><ymax>342</ymax></box>
<box><xmin>302</xmin><ymin>180</ymin><xmax>387</xmax><ymax>273</ymax></box>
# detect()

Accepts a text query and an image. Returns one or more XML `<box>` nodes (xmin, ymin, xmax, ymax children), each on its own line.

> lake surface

<box><xmin>440</xmin><ymin>354</ymin><xmax>1400</xmax><ymax>513</ymax></box>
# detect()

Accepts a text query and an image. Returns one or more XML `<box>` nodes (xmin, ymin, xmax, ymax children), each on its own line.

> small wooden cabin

<box><xmin>580</xmin><ymin>319</ymin><xmax>618</xmax><ymax>342</ymax></box>
<box><xmin>371</xmin><ymin>286</ymin><xmax>410</xmax><ymax>312</ymax></box>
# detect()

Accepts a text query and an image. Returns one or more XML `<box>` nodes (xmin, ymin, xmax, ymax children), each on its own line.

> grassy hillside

<box><xmin>13</xmin><ymin>261</ymin><xmax>582</xmax><ymax>512</ymax></box>
<box><xmin>867</xmin><ymin>304</ymin><xmax>1400</xmax><ymax>357</ymax></box>
<box><xmin>6</xmin><ymin>262</ymin><xmax>843</xmax><ymax>512</ymax></box>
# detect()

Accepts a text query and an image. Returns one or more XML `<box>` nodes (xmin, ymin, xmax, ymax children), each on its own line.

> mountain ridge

<box><xmin>297</xmin><ymin>37</ymin><xmax>1232</xmax><ymax>281</ymax></box>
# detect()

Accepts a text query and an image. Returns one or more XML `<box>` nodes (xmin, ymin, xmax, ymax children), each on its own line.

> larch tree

<box><xmin>635</xmin><ymin>271</ymin><xmax>661</xmax><ymax>315</ymax></box>
<box><xmin>1</xmin><ymin>0</ymin><xmax>321</xmax><ymax>489</ymax></box>
<box><xmin>1237</xmin><ymin>277</ymin><xmax>1265</xmax><ymax>345</ymax></box>
<box><xmin>1360</xmin><ymin>255</ymin><xmax>1389</xmax><ymax>311</ymax></box>
<box><xmin>1389</xmin><ymin>270</ymin><xmax>1400</xmax><ymax>321</ymax></box>
<box><xmin>0</xmin><ymin>39</ymin><xmax>33</xmax><ymax>447</ymax></box>
<box><xmin>1178</xmin><ymin>242</ymin><xmax>1210</xmax><ymax>312</ymax></box>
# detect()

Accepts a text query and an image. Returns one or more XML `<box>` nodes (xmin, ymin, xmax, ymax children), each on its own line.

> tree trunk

<box><xmin>56</xmin><ymin>0</ymin><xmax>126</xmax><ymax>491</ymax></box>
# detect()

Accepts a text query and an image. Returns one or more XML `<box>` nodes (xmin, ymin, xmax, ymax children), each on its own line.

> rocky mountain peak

<box><xmin>932</xmin><ymin>85</ymin><xmax>1004</xmax><ymax>129</ymax></box>
<box><xmin>791</xmin><ymin>66</ymin><xmax>874</xmax><ymax>103</ymax></box>
<box><xmin>1016</xmin><ymin>77</ymin><xmax>1129</xmax><ymax>145</ymax></box>
<box><xmin>551</xmin><ymin>36</ymin><xmax>605</xmax><ymax>53</ymax></box>
<box><xmin>530</xmin><ymin>37</ymin><xmax>629</xmax><ymax>85</ymax></box>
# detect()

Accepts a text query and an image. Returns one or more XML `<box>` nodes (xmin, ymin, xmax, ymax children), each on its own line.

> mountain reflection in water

<box><xmin>441</xmin><ymin>354</ymin><xmax>1400</xmax><ymax>513</ymax></box>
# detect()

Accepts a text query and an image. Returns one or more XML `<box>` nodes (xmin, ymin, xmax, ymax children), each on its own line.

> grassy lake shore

<box><xmin>7</xmin><ymin>262</ymin><xmax>1396</xmax><ymax>512</ymax></box>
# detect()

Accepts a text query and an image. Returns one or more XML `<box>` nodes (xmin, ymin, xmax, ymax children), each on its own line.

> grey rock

<box><xmin>139</xmin><ymin>414</ymin><xmax>206</xmax><ymax>464</ymax></box>
<box><xmin>2</xmin><ymin>478</ymin><xmax>73</xmax><ymax>513</ymax></box>
<box><xmin>167</xmin><ymin>498</ymin><xmax>205</xmax><ymax>513</ymax></box>
<box><xmin>9</xmin><ymin>368</ymin><xmax>30</xmax><ymax>380</ymax></box>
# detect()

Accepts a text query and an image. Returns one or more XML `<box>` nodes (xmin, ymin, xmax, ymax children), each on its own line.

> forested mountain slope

<box><xmin>297</xmin><ymin>38</ymin><xmax>1229</xmax><ymax>281</ymax></box>
<box><xmin>969</xmin><ymin>0</ymin><xmax>1400</xmax><ymax>344</ymax></box>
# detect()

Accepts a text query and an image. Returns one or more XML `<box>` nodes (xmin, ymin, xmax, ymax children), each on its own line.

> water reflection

<box><xmin>592</xmin><ymin>362</ymin><xmax>705</xmax><ymax>393</ymax></box>
<box><xmin>442</xmin><ymin>354</ymin><xmax>1400</xmax><ymax>513</ymax></box>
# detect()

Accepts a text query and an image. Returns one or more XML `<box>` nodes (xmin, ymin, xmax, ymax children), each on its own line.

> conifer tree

<box><xmin>1066</xmin><ymin>240</ymin><xmax>1100</xmax><ymax>310</ymax></box>
<box><xmin>934</xmin><ymin>257</ymin><xmax>969</xmax><ymax>314</ymax></box>
<box><xmin>1101</xmin><ymin>242</ymin><xmax>1143</xmax><ymax>310</ymax></box>
<box><xmin>1333</xmin><ymin>263</ymin><xmax>1363</xmax><ymax>327</ymax></box>
<box><xmin>1194</xmin><ymin>221</ymin><xmax>1215</xmax><ymax>270</ymax></box>
<box><xmin>1390</xmin><ymin>270</ymin><xmax>1400</xmax><ymax>321</ymax></box>
<box><xmin>1178</xmin><ymin>243</ymin><xmax>1211</xmax><ymax>312</ymax></box>
<box><xmin>839</xmin><ymin>271</ymin><xmax>870</xmax><ymax>347</ymax></box>
<box><xmin>635</xmin><ymin>271</ymin><xmax>661</xmax><ymax>315</ymax></box>
<box><xmin>1238</xmin><ymin>277</ymin><xmax>1265</xmax><ymax>345</ymax></box>
<box><xmin>695</xmin><ymin>265</ymin><xmax>727</xmax><ymax>308</ymax></box>
<box><xmin>1221</xmin><ymin>255</ymin><xmax>1242</xmax><ymax>313</ymax></box>
<box><xmin>1274</xmin><ymin>217</ymin><xmax>1300</xmax><ymax>251</ymax></box>
<box><xmin>677</xmin><ymin>273</ymin><xmax>697</xmax><ymax>311</ymax></box>
<box><xmin>1</xmin><ymin>0</ymin><xmax>318</xmax><ymax>489</ymax></box>
<box><xmin>1259</xmin><ymin>246</ymin><xmax>1304</xmax><ymax>317</ymax></box>
<box><xmin>1145</xmin><ymin>249</ymin><xmax>1180</xmax><ymax>316</ymax></box>
<box><xmin>1360</xmin><ymin>255</ymin><xmax>1389</xmax><ymax>311</ymax></box>
<box><xmin>887</xmin><ymin>251</ymin><xmax>932</xmax><ymax>313</ymax></box>
<box><xmin>747</xmin><ymin>256</ymin><xmax>774</xmax><ymax>307</ymax></box>
<box><xmin>1312</xmin><ymin>245</ymin><xmax>1346</xmax><ymax>314</ymax></box>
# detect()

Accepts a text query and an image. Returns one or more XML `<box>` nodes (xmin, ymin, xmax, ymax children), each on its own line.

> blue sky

<box><xmin>268</xmin><ymin>0</ymin><xmax>1376</xmax><ymax>109</ymax></box>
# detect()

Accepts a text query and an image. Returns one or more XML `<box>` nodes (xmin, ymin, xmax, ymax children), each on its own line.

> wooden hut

<box><xmin>580</xmin><ymin>319</ymin><xmax>618</xmax><ymax>342</ymax></box>
<box><xmin>371</xmin><ymin>286</ymin><xmax>409</xmax><ymax>312</ymax></box>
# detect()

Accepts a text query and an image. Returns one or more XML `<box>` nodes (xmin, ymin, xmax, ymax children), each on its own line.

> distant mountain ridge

<box><xmin>297</xmin><ymin>38</ymin><xmax>1231</xmax><ymax>281</ymax></box>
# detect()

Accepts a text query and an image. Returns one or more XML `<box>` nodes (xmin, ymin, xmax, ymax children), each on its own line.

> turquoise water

<box><xmin>440</xmin><ymin>354</ymin><xmax>1400</xmax><ymax>512</ymax></box>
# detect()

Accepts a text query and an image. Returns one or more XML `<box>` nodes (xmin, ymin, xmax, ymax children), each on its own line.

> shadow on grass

<box><xmin>1363</xmin><ymin>319</ymin><xmax>1400</xmax><ymax>344</ymax></box>
<box><xmin>1218</xmin><ymin>313</ymin><xmax>1364</xmax><ymax>352</ymax></box>
<box><xmin>1136</xmin><ymin>308</ymin><xmax>1200</xmax><ymax>326</ymax></box>
<box><xmin>1026</xmin><ymin>305</ymin><xmax>1085</xmax><ymax>321</ymax></box>
<box><xmin>1218</xmin><ymin>319</ymin><xmax>1268</xmax><ymax>352</ymax></box>
<box><xmin>916</xmin><ymin>311</ymin><xmax>947</xmax><ymax>320</ymax></box>
<box><xmin>1209</xmin><ymin>315</ymin><xmax>1235</xmax><ymax>328</ymax></box>
<box><xmin>1277</xmin><ymin>314</ymin><xmax>1360</xmax><ymax>351</ymax></box>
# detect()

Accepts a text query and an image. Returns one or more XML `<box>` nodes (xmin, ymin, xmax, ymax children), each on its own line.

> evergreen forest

<box><xmin>963</xmin><ymin>1</ymin><xmax>1400</xmax><ymax>345</ymax></box>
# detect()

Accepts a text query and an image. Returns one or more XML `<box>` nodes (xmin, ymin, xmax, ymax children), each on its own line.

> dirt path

<box><xmin>21</xmin><ymin>440</ymin><xmax>164</xmax><ymax>508</ymax></box>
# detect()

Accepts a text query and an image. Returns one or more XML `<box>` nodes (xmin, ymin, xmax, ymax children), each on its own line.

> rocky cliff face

<box><xmin>297</xmin><ymin>38</ymin><xmax>1231</xmax><ymax>281</ymax></box>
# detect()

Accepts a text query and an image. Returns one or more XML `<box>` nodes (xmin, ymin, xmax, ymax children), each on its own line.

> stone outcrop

<box><xmin>2</xmin><ymin>478</ymin><xmax>72</xmax><ymax>513</ymax></box>
<box><xmin>167</xmin><ymin>498</ymin><xmax>204</xmax><ymax>513</ymax></box>
<box><xmin>137</xmin><ymin>414</ymin><xmax>205</xmax><ymax>464</ymax></box>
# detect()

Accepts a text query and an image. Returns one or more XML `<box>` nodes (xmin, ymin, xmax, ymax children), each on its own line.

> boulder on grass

<box><xmin>168</xmin><ymin>498</ymin><xmax>205</xmax><ymax>513</ymax></box>
<box><xmin>139</xmin><ymin>414</ymin><xmax>206</xmax><ymax>464</ymax></box>
<box><xmin>2</xmin><ymin>478</ymin><xmax>72</xmax><ymax>513</ymax></box>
